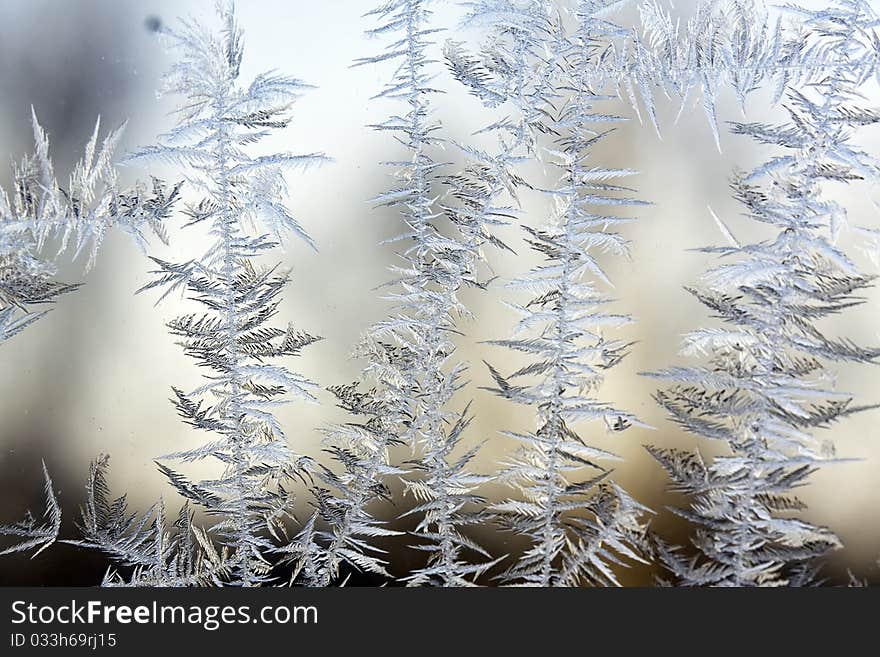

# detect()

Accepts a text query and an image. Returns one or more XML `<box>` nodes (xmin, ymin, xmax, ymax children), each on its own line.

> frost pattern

<box><xmin>0</xmin><ymin>462</ymin><xmax>60</xmax><ymax>558</ymax></box>
<box><xmin>0</xmin><ymin>111</ymin><xmax>177</xmax><ymax>343</ymax></box>
<box><xmin>646</xmin><ymin>0</ymin><xmax>880</xmax><ymax>587</ymax></box>
<box><xmin>2</xmin><ymin>0</ymin><xmax>879</xmax><ymax>588</ymax></box>
<box><xmin>306</xmin><ymin>0</ymin><xmax>505</xmax><ymax>587</ymax></box>
<box><xmin>127</xmin><ymin>2</ymin><xmax>328</xmax><ymax>586</ymax></box>
<box><xmin>454</xmin><ymin>0</ymin><xmax>651</xmax><ymax>586</ymax></box>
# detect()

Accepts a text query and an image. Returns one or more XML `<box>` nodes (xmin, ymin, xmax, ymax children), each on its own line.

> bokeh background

<box><xmin>0</xmin><ymin>0</ymin><xmax>877</xmax><ymax>586</ymax></box>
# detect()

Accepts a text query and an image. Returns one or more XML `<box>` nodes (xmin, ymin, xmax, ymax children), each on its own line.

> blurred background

<box><xmin>0</xmin><ymin>0</ymin><xmax>877</xmax><ymax>586</ymax></box>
